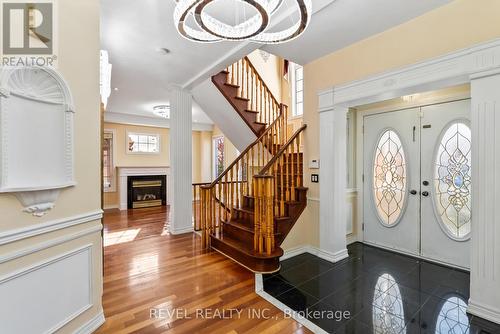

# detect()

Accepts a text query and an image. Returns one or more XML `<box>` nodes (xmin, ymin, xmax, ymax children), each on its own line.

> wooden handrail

<box><xmin>202</xmin><ymin>105</ymin><xmax>287</xmax><ymax>189</ymax></box>
<box><xmin>243</xmin><ymin>56</ymin><xmax>280</xmax><ymax>108</ymax></box>
<box><xmin>226</xmin><ymin>57</ymin><xmax>282</xmax><ymax>127</ymax></box>
<box><xmin>259</xmin><ymin>125</ymin><xmax>307</xmax><ymax>175</ymax></box>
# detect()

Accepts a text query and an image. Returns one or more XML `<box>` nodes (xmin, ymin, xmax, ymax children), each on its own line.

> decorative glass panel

<box><xmin>434</xmin><ymin>122</ymin><xmax>472</xmax><ymax>239</ymax></box>
<box><xmin>373</xmin><ymin>274</ymin><xmax>406</xmax><ymax>334</ymax></box>
<box><xmin>436</xmin><ymin>296</ymin><xmax>469</xmax><ymax>333</ymax></box>
<box><xmin>373</xmin><ymin>130</ymin><xmax>407</xmax><ymax>225</ymax></box>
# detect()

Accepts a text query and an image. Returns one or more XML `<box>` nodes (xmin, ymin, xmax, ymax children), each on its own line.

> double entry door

<box><xmin>363</xmin><ymin>100</ymin><xmax>471</xmax><ymax>269</ymax></box>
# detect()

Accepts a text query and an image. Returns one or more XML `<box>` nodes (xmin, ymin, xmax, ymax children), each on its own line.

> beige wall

<box><xmin>247</xmin><ymin>49</ymin><xmax>283</xmax><ymax>102</ymax></box>
<box><xmin>284</xmin><ymin>0</ymin><xmax>500</xmax><ymax>251</ymax></box>
<box><xmin>0</xmin><ymin>1</ymin><xmax>102</xmax><ymax>332</ymax></box>
<box><xmin>103</xmin><ymin>122</ymin><xmax>212</xmax><ymax>208</ymax></box>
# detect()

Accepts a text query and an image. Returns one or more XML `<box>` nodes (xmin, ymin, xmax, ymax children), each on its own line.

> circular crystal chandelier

<box><xmin>174</xmin><ymin>0</ymin><xmax>312</xmax><ymax>44</ymax></box>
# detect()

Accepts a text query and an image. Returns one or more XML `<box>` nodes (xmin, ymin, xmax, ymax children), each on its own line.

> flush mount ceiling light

<box><xmin>153</xmin><ymin>105</ymin><xmax>171</xmax><ymax>118</ymax></box>
<box><xmin>174</xmin><ymin>0</ymin><xmax>312</xmax><ymax>44</ymax></box>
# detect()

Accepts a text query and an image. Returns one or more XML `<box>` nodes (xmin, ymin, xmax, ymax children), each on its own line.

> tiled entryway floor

<box><xmin>263</xmin><ymin>243</ymin><xmax>500</xmax><ymax>334</ymax></box>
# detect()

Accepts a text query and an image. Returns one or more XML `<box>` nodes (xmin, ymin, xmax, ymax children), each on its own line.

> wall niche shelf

<box><xmin>0</xmin><ymin>67</ymin><xmax>76</xmax><ymax>217</ymax></box>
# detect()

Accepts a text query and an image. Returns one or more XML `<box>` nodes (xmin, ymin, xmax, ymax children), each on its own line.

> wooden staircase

<box><xmin>193</xmin><ymin>57</ymin><xmax>308</xmax><ymax>273</ymax></box>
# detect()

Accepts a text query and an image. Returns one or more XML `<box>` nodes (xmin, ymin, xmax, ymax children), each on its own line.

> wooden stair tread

<box><xmin>224</xmin><ymin>82</ymin><xmax>239</xmax><ymax>88</ymax></box>
<box><xmin>235</xmin><ymin>96</ymin><xmax>250</xmax><ymax>102</ymax></box>
<box><xmin>223</xmin><ymin>219</ymin><xmax>254</xmax><ymax>234</ymax></box>
<box><xmin>211</xmin><ymin>233</ymin><xmax>284</xmax><ymax>259</ymax></box>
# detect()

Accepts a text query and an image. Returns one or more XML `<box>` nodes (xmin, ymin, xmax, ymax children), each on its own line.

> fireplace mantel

<box><xmin>118</xmin><ymin>166</ymin><xmax>170</xmax><ymax>210</ymax></box>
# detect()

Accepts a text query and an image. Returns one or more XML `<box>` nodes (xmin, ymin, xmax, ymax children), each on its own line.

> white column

<box><xmin>468</xmin><ymin>70</ymin><xmax>500</xmax><ymax>324</ymax></box>
<box><xmin>169</xmin><ymin>87</ymin><xmax>193</xmax><ymax>235</ymax></box>
<box><xmin>318</xmin><ymin>89</ymin><xmax>349</xmax><ymax>262</ymax></box>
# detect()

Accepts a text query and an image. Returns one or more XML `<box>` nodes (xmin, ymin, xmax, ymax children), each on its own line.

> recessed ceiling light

<box><xmin>153</xmin><ymin>105</ymin><xmax>170</xmax><ymax>118</ymax></box>
<box><xmin>113</xmin><ymin>87</ymin><xmax>119</xmax><ymax>91</ymax></box>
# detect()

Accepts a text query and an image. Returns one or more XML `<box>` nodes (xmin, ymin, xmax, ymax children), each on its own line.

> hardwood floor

<box><xmin>97</xmin><ymin>206</ymin><xmax>311</xmax><ymax>334</ymax></box>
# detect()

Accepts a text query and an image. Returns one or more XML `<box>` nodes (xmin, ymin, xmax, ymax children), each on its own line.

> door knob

<box><xmin>422</xmin><ymin>181</ymin><xmax>429</xmax><ymax>186</ymax></box>
<box><xmin>422</xmin><ymin>191</ymin><xmax>429</xmax><ymax>197</ymax></box>
<box><xmin>410</xmin><ymin>190</ymin><xmax>417</xmax><ymax>195</ymax></box>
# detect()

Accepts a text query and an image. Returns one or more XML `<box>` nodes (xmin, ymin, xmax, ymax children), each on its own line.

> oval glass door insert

<box><xmin>373</xmin><ymin>130</ymin><xmax>407</xmax><ymax>226</ymax></box>
<box><xmin>434</xmin><ymin>122</ymin><xmax>472</xmax><ymax>239</ymax></box>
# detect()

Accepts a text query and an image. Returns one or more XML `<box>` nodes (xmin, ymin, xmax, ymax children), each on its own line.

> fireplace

<box><xmin>127</xmin><ymin>175</ymin><xmax>166</xmax><ymax>209</ymax></box>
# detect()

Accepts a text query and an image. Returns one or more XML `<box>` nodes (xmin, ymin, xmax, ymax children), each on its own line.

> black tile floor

<box><xmin>263</xmin><ymin>243</ymin><xmax>500</xmax><ymax>334</ymax></box>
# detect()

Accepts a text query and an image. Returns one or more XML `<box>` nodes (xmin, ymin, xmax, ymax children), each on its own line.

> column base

<box><xmin>468</xmin><ymin>299</ymin><xmax>500</xmax><ymax>325</ymax></box>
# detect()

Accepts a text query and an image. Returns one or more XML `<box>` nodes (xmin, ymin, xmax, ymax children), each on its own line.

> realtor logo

<box><xmin>1</xmin><ymin>0</ymin><xmax>57</xmax><ymax>67</ymax></box>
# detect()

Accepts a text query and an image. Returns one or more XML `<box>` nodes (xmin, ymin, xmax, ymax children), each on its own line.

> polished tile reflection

<box><xmin>263</xmin><ymin>243</ymin><xmax>500</xmax><ymax>334</ymax></box>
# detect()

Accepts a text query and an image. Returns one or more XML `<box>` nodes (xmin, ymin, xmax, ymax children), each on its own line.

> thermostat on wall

<box><xmin>309</xmin><ymin>159</ymin><xmax>320</xmax><ymax>169</ymax></box>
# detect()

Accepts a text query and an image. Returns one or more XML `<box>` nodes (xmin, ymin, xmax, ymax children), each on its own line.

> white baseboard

<box><xmin>255</xmin><ymin>274</ymin><xmax>328</xmax><ymax>334</ymax></box>
<box><xmin>170</xmin><ymin>226</ymin><xmax>194</xmax><ymax>235</ymax></box>
<box><xmin>102</xmin><ymin>205</ymin><xmax>119</xmax><ymax>210</ymax></box>
<box><xmin>281</xmin><ymin>245</ymin><xmax>349</xmax><ymax>263</ymax></box>
<box><xmin>74</xmin><ymin>310</ymin><xmax>105</xmax><ymax>334</ymax></box>
<box><xmin>468</xmin><ymin>300</ymin><xmax>500</xmax><ymax>325</ymax></box>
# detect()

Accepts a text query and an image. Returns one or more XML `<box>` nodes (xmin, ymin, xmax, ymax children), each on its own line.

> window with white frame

<box><xmin>127</xmin><ymin>132</ymin><xmax>160</xmax><ymax>154</ymax></box>
<box><xmin>213</xmin><ymin>136</ymin><xmax>225</xmax><ymax>179</ymax></box>
<box><xmin>103</xmin><ymin>130</ymin><xmax>115</xmax><ymax>192</ymax></box>
<box><xmin>291</xmin><ymin>63</ymin><xmax>304</xmax><ymax>117</ymax></box>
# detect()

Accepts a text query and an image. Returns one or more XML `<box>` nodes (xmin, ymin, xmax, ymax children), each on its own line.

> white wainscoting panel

<box><xmin>0</xmin><ymin>245</ymin><xmax>93</xmax><ymax>334</ymax></box>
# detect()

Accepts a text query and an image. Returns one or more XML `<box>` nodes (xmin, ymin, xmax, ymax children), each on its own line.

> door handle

<box><xmin>410</xmin><ymin>190</ymin><xmax>418</xmax><ymax>195</ymax></box>
<box><xmin>422</xmin><ymin>191</ymin><xmax>429</xmax><ymax>197</ymax></box>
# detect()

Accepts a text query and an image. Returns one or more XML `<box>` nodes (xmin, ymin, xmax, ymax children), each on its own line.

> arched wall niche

<box><xmin>0</xmin><ymin>66</ymin><xmax>75</xmax><ymax>217</ymax></box>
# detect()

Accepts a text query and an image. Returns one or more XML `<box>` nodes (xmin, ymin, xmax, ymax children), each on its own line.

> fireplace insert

<box><xmin>127</xmin><ymin>175</ymin><xmax>166</xmax><ymax>209</ymax></box>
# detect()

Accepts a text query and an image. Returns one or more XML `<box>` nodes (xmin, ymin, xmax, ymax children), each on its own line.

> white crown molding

<box><xmin>0</xmin><ymin>210</ymin><xmax>103</xmax><ymax>245</ymax></box>
<box><xmin>318</xmin><ymin>38</ymin><xmax>500</xmax><ymax>110</ymax></box>
<box><xmin>104</xmin><ymin>111</ymin><xmax>214</xmax><ymax>131</ymax></box>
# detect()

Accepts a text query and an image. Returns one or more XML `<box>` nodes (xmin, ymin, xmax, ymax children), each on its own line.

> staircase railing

<box><xmin>199</xmin><ymin>105</ymin><xmax>289</xmax><ymax>248</ymax></box>
<box><xmin>225</xmin><ymin>56</ymin><xmax>281</xmax><ymax>128</ymax></box>
<box><xmin>253</xmin><ymin>125</ymin><xmax>307</xmax><ymax>255</ymax></box>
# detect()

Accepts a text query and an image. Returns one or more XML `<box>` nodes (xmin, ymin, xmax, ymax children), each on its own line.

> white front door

<box><xmin>363</xmin><ymin>107</ymin><xmax>420</xmax><ymax>255</ymax></box>
<box><xmin>363</xmin><ymin>100</ymin><xmax>472</xmax><ymax>269</ymax></box>
<box><xmin>420</xmin><ymin>100</ymin><xmax>471</xmax><ymax>268</ymax></box>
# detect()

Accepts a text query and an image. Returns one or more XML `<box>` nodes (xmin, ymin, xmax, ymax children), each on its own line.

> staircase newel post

<box><xmin>264</xmin><ymin>176</ymin><xmax>275</xmax><ymax>255</ymax></box>
<box><xmin>200</xmin><ymin>186</ymin><xmax>207</xmax><ymax>248</ymax></box>
<box><xmin>253</xmin><ymin>177</ymin><xmax>262</xmax><ymax>253</ymax></box>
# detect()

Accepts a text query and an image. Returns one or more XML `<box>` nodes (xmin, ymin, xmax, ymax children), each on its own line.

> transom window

<box><xmin>127</xmin><ymin>132</ymin><xmax>160</xmax><ymax>154</ymax></box>
<box><xmin>434</xmin><ymin>122</ymin><xmax>472</xmax><ymax>239</ymax></box>
<box><xmin>291</xmin><ymin>63</ymin><xmax>303</xmax><ymax>117</ymax></box>
<box><xmin>373</xmin><ymin>130</ymin><xmax>407</xmax><ymax>226</ymax></box>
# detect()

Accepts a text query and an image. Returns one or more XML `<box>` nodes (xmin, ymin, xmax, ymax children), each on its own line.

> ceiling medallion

<box><xmin>174</xmin><ymin>0</ymin><xmax>312</xmax><ymax>44</ymax></box>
